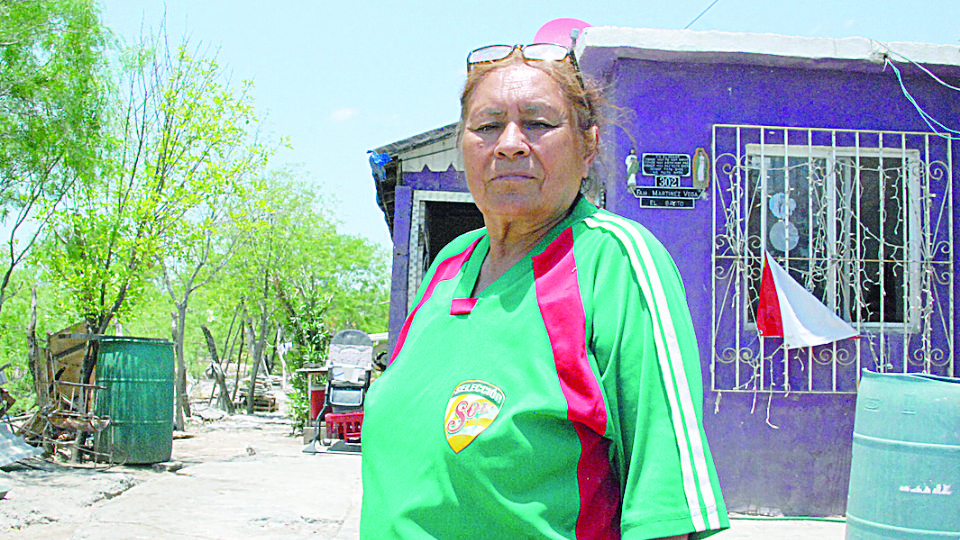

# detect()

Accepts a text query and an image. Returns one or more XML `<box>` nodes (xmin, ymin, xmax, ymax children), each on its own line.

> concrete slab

<box><xmin>73</xmin><ymin>452</ymin><xmax>361</xmax><ymax>539</ymax></box>
<box><xmin>72</xmin><ymin>414</ymin><xmax>362</xmax><ymax>540</ymax></box>
<box><xmin>726</xmin><ymin>517</ymin><xmax>846</xmax><ymax>539</ymax></box>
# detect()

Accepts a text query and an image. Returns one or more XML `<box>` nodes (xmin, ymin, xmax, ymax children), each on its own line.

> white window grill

<box><xmin>711</xmin><ymin>125</ymin><xmax>954</xmax><ymax>393</ymax></box>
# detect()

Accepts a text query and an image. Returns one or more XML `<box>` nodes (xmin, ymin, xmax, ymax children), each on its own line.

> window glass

<box><xmin>745</xmin><ymin>151</ymin><xmax>914</xmax><ymax>326</ymax></box>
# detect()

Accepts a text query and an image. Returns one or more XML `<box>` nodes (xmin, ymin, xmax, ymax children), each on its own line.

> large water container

<box><xmin>94</xmin><ymin>337</ymin><xmax>175</xmax><ymax>464</ymax></box>
<box><xmin>846</xmin><ymin>370</ymin><xmax>960</xmax><ymax>539</ymax></box>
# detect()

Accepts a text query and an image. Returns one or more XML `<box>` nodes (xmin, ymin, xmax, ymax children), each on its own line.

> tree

<box><xmin>207</xmin><ymin>170</ymin><xmax>389</xmax><ymax>417</ymax></box>
<box><xmin>42</xmin><ymin>30</ymin><xmax>267</xmax><ymax>329</ymax></box>
<box><xmin>161</xmin><ymin>193</ymin><xmax>254</xmax><ymax>429</ymax></box>
<box><xmin>276</xmin><ymin>229</ymin><xmax>389</xmax><ymax>430</ymax></box>
<box><xmin>264</xmin><ymin>176</ymin><xmax>389</xmax><ymax>426</ymax></box>
<box><xmin>0</xmin><ymin>0</ymin><xmax>108</xmax><ymax>316</ymax></box>
<box><xmin>40</xmin><ymin>27</ymin><xmax>269</xmax><ymax>396</ymax></box>
<box><xmin>222</xmin><ymin>171</ymin><xmax>301</xmax><ymax>414</ymax></box>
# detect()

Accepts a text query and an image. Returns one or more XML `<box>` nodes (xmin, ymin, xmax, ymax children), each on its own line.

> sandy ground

<box><xmin>0</xmin><ymin>377</ymin><xmax>363</xmax><ymax>540</ymax></box>
<box><xmin>0</xmin><ymin>405</ymin><xmax>361</xmax><ymax>539</ymax></box>
<box><xmin>0</xmin><ymin>386</ymin><xmax>848</xmax><ymax>539</ymax></box>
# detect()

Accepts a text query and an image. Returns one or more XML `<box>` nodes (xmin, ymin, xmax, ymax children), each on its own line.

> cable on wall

<box><xmin>884</xmin><ymin>58</ymin><xmax>960</xmax><ymax>141</ymax></box>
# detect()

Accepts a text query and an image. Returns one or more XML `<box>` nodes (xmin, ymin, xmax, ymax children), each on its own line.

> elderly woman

<box><xmin>360</xmin><ymin>43</ymin><xmax>728</xmax><ymax>540</ymax></box>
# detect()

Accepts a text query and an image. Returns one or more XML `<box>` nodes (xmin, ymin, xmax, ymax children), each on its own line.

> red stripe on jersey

<box><xmin>533</xmin><ymin>228</ymin><xmax>621</xmax><ymax>539</ymax></box>
<box><xmin>450</xmin><ymin>297</ymin><xmax>478</xmax><ymax>315</ymax></box>
<box><xmin>390</xmin><ymin>238</ymin><xmax>481</xmax><ymax>366</ymax></box>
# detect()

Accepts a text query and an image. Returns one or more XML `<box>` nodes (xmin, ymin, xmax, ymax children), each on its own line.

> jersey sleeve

<box><xmin>581</xmin><ymin>213</ymin><xmax>729</xmax><ymax>540</ymax></box>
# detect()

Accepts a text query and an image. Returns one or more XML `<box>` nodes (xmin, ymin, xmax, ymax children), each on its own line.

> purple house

<box><xmin>370</xmin><ymin>27</ymin><xmax>960</xmax><ymax>516</ymax></box>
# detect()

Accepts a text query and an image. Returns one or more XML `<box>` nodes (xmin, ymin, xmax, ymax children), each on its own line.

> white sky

<box><xmin>98</xmin><ymin>1</ymin><xmax>960</xmax><ymax>248</ymax></box>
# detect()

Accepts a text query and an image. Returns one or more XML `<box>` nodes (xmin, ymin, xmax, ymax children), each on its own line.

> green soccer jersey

<box><xmin>360</xmin><ymin>197</ymin><xmax>728</xmax><ymax>539</ymax></box>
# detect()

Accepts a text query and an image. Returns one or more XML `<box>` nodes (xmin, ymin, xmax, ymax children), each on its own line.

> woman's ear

<box><xmin>582</xmin><ymin>125</ymin><xmax>600</xmax><ymax>171</ymax></box>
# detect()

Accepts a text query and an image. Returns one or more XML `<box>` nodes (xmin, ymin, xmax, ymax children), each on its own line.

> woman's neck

<box><xmin>472</xmin><ymin>205</ymin><xmax>572</xmax><ymax>295</ymax></box>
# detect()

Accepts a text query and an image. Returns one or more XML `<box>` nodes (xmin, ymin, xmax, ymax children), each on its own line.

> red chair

<box><xmin>325</xmin><ymin>411</ymin><xmax>363</xmax><ymax>444</ymax></box>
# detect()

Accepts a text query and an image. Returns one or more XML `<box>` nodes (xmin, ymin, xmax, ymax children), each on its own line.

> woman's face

<box><xmin>460</xmin><ymin>63</ymin><xmax>596</xmax><ymax>226</ymax></box>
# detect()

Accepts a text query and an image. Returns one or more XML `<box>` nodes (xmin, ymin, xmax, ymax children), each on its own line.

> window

<box><xmin>712</xmin><ymin>126</ymin><xmax>954</xmax><ymax>393</ymax></box>
<box><xmin>744</xmin><ymin>146</ymin><xmax>921</xmax><ymax>329</ymax></box>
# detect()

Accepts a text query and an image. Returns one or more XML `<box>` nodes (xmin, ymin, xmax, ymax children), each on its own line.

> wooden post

<box><xmin>201</xmin><ymin>325</ymin><xmax>234</xmax><ymax>414</ymax></box>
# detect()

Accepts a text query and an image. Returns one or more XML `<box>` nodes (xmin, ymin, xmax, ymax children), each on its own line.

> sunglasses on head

<box><xmin>466</xmin><ymin>43</ymin><xmax>584</xmax><ymax>89</ymax></box>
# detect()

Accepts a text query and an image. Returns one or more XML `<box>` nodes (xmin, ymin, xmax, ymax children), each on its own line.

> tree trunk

<box><xmin>201</xmin><ymin>325</ymin><xmax>234</xmax><ymax>413</ymax></box>
<box><xmin>232</xmin><ymin>329</ymin><xmax>245</xmax><ymax>403</ymax></box>
<box><xmin>244</xmin><ymin>319</ymin><xmax>260</xmax><ymax>414</ymax></box>
<box><xmin>171</xmin><ymin>303</ymin><xmax>191</xmax><ymax>431</ymax></box>
<box><xmin>267</xmin><ymin>325</ymin><xmax>278</xmax><ymax>374</ymax></box>
<box><xmin>75</xmin><ymin>318</ymin><xmax>98</xmax><ymax>463</ymax></box>
<box><xmin>171</xmin><ymin>312</ymin><xmax>182</xmax><ymax>431</ymax></box>
<box><xmin>220</xmin><ymin>301</ymin><xmax>243</xmax><ymax>385</ymax></box>
<box><xmin>245</xmin><ymin>307</ymin><xmax>272</xmax><ymax>415</ymax></box>
<box><xmin>27</xmin><ymin>287</ymin><xmax>44</xmax><ymax>406</ymax></box>
<box><xmin>81</xmin><ymin>318</ymin><xmax>99</xmax><ymax>386</ymax></box>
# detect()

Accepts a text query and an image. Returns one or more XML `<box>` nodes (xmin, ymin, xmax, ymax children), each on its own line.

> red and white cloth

<box><xmin>756</xmin><ymin>251</ymin><xmax>858</xmax><ymax>349</ymax></box>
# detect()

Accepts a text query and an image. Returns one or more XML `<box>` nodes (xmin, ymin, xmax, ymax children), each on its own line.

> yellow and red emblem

<box><xmin>444</xmin><ymin>380</ymin><xmax>505</xmax><ymax>453</ymax></box>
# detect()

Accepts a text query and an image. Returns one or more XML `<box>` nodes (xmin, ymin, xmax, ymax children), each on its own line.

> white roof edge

<box><xmin>575</xmin><ymin>26</ymin><xmax>960</xmax><ymax>74</ymax></box>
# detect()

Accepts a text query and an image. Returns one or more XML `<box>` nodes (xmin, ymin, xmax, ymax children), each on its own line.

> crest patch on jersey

<box><xmin>444</xmin><ymin>380</ymin><xmax>505</xmax><ymax>453</ymax></box>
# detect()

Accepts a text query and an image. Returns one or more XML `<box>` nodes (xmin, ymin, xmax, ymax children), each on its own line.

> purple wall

<box><xmin>387</xmin><ymin>185</ymin><xmax>412</xmax><ymax>358</ymax></box>
<box><xmin>406</xmin><ymin>166</ymin><xmax>467</xmax><ymax>193</ymax></box>
<box><xmin>600</xmin><ymin>57</ymin><xmax>960</xmax><ymax>515</ymax></box>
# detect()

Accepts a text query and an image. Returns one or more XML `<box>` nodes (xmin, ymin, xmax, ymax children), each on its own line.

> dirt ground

<box><xmin>0</xmin><ymin>379</ymin><xmax>364</xmax><ymax>540</ymax></box>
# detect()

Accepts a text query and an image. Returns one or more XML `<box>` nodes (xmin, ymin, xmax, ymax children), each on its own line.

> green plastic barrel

<box><xmin>94</xmin><ymin>337</ymin><xmax>174</xmax><ymax>464</ymax></box>
<box><xmin>846</xmin><ymin>370</ymin><xmax>960</xmax><ymax>539</ymax></box>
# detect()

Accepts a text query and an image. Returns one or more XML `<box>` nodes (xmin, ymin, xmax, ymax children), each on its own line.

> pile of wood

<box><xmin>18</xmin><ymin>322</ymin><xmax>112</xmax><ymax>462</ymax></box>
<box><xmin>236</xmin><ymin>375</ymin><xmax>277</xmax><ymax>412</ymax></box>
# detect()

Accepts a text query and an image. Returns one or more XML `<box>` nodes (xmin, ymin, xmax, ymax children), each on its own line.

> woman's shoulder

<box><xmin>574</xmin><ymin>208</ymin><xmax>673</xmax><ymax>264</ymax></box>
<box><xmin>572</xmin><ymin>209</ymin><xmax>688</xmax><ymax>300</ymax></box>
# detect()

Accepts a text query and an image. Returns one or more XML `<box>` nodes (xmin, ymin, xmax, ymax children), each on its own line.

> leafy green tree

<box><xmin>37</xmin><ymin>29</ymin><xmax>270</xmax><ymax>411</ymax></box>
<box><xmin>41</xmin><ymin>31</ymin><xmax>268</xmax><ymax>336</ymax></box>
<box><xmin>0</xmin><ymin>264</ymin><xmax>76</xmax><ymax>414</ymax></box>
<box><xmin>278</xmin><ymin>234</ymin><xmax>390</xmax><ymax>431</ymax></box>
<box><xmin>210</xmin><ymin>170</ymin><xmax>389</xmax><ymax>420</ymax></box>
<box><xmin>218</xmin><ymin>170</ymin><xmax>306</xmax><ymax>415</ymax></box>
<box><xmin>0</xmin><ymin>0</ymin><xmax>108</xmax><ymax>315</ymax></box>
<box><xmin>161</xmin><ymin>171</ymin><xmax>269</xmax><ymax>429</ymax></box>
<box><xmin>268</xmin><ymin>177</ymin><xmax>389</xmax><ymax>427</ymax></box>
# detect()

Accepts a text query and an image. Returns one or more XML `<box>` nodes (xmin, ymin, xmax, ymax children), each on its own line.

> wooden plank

<box><xmin>47</xmin><ymin>322</ymin><xmax>89</xmax><ymax>357</ymax></box>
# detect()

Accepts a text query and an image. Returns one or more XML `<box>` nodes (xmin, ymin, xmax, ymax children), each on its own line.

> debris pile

<box><xmin>236</xmin><ymin>375</ymin><xmax>279</xmax><ymax>412</ymax></box>
<box><xmin>18</xmin><ymin>323</ymin><xmax>112</xmax><ymax>462</ymax></box>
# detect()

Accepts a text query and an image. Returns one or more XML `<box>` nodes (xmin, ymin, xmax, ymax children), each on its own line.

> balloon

<box><xmin>533</xmin><ymin>18</ymin><xmax>592</xmax><ymax>48</ymax></box>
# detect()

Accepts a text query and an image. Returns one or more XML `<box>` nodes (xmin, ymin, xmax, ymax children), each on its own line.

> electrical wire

<box><xmin>684</xmin><ymin>0</ymin><xmax>722</xmax><ymax>30</ymax></box>
<box><xmin>875</xmin><ymin>41</ymin><xmax>960</xmax><ymax>92</ymax></box>
<box><xmin>872</xmin><ymin>40</ymin><xmax>960</xmax><ymax>140</ymax></box>
<box><xmin>884</xmin><ymin>58</ymin><xmax>960</xmax><ymax>141</ymax></box>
